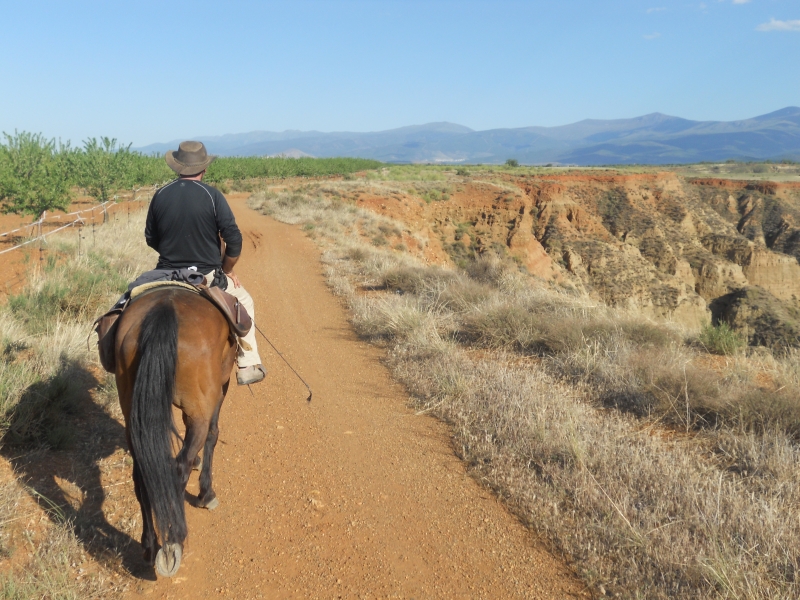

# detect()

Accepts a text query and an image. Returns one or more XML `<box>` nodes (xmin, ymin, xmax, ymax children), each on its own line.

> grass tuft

<box><xmin>700</xmin><ymin>321</ymin><xmax>747</xmax><ymax>356</ymax></box>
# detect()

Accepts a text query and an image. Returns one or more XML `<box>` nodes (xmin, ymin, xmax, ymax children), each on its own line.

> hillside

<box><xmin>137</xmin><ymin>107</ymin><xmax>800</xmax><ymax>165</ymax></box>
<box><xmin>296</xmin><ymin>167</ymin><xmax>800</xmax><ymax>349</ymax></box>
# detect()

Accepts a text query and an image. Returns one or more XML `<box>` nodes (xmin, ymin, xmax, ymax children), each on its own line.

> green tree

<box><xmin>129</xmin><ymin>152</ymin><xmax>173</xmax><ymax>187</ymax></box>
<box><xmin>77</xmin><ymin>137</ymin><xmax>135</xmax><ymax>202</ymax></box>
<box><xmin>0</xmin><ymin>131</ymin><xmax>72</xmax><ymax>216</ymax></box>
<box><xmin>505</xmin><ymin>158</ymin><xmax>519</xmax><ymax>167</ymax></box>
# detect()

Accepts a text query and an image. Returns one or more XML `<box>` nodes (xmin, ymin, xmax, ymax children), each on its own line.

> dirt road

<box><xmin>129</xmin><ymin>195</ymin><xmax>584</xmax><ymax>599</ymax></box>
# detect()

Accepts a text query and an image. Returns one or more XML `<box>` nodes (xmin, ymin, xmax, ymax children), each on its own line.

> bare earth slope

<box><xmin>128</xmin><ymin>195</ymin><xmax>584</xmax><ymax>598</ymax></box>
<box><xmin>345</xmin><ymin>171</ymin><xmax>800</xmax><ymax>346</ymax></box>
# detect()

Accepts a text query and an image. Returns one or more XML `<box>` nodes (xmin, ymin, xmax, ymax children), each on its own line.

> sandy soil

<box><xmin>125</xmin><ymin>194</ymin><xmax>585</xmax><ymax>599</ymax></box>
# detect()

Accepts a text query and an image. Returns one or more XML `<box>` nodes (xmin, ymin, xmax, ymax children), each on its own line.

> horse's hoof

<box><xmin>199</xmin><ymin>496</ymin><xmax>219</xmax><ymax>511</ymax></box>
<box><xmin>155</xmin><ymin>543</ymin><xmax>182</xmax><ymax>578</ymax></box>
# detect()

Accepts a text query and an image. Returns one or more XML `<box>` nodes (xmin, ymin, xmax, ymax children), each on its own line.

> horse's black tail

<box><xmin>129</xmin><ymin>301</ymin><xmax>186</xmax><ymax>545</ymax></box>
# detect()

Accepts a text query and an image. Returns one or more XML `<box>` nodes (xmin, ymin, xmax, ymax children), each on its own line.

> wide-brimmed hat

<box><xmin>165</xmin><ymin>141</ymin><xmax>217</xmax><ymax>176</ymax></box>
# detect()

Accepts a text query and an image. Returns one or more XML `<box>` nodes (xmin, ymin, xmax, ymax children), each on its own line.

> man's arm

<box><xmin>144</xmin><ymin>196</ymin><xmax>159</xmax><ymax>250</ymax></box>
<box><xmin>215</xmin><ymin>191</ymin><xmax>244</xmax><ymax>287</ymax></box>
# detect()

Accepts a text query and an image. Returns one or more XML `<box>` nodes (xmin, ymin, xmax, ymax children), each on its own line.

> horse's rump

<box><xmin>115</xmin><ymin>289</ymin><xmax>234</xmax><ymax>396</ymax></box>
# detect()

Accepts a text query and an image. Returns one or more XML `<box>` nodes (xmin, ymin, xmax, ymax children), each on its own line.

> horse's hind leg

<box><xmin>197</xmin><ymin>394</ymin><xmax>225</xmax><ymax>510</ymax></box>
<box><xmin>181</xmin><ymin>413</ymin><xmax>204</xmax><ymax>472</ymax></box>
<box><xmin>152</xmin><ymin>419</ymin><xmax>203</xmax><ymax>580</ymax></box>
<box><xmin>176</xmin><ymin>417</ymin><xmax>209</xmax><ymax>491</ymax></box>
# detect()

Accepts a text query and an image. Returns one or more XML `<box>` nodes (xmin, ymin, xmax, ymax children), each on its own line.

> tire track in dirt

<box><xmin>128</xmin><ymin>194</ymin><xmax>585</xmax><ymax>599</ymax></box>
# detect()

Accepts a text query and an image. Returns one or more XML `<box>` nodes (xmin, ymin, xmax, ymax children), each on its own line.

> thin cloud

<box><xmin>647</xmin><ymin>7</ymin><xmax>666</xmax><ymax>13</ymax></box>
<box><xmin>757</xmin><ymin>18</ymin><xmax>800</xmax><ymax>31</ymax></box>
<box><xmin>732</xmin><ymin>0</ymin><xmax>751</xmax><ymax>4</ymax></box>
<box><xmin>643</xmin><ymin>32</ymin><xmax>662</xmax><ymax>39</ymax></box>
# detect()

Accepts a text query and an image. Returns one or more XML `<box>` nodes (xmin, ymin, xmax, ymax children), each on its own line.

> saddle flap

<box><xmin>198</xmin><ymin>285</ymin><xmax>252</xmax><ymax>338</ymax></box>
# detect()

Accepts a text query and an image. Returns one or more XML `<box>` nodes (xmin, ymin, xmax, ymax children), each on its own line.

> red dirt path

<box><xmin>124</xmin><ymin>194</ymin><xmax>585</xmax><ymax>598</ymax></box>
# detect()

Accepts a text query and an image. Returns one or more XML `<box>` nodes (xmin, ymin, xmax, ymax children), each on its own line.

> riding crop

<box><xmin>254</xmin><ymin>323</ymin><xmax>313</xmax><ymax>402</ymax></box>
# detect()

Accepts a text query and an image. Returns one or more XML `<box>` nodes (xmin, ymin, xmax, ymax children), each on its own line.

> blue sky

<box><xmin>1</xmin><ymin>0</ymin><xmax>798</xmax><ymax>146</ymax></box>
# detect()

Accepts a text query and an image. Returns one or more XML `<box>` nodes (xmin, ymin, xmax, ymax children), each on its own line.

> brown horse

<box><xmin>114</xmin><ymin>286</ymin><xmax>236</xmax><ymax>577</ymax></box>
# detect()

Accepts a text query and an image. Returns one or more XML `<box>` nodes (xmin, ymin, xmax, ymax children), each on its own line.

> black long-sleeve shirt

<box><xmin>144</xmin><ymin>179</ymin><xmax>243</xmax><ymax>273</ymax></box>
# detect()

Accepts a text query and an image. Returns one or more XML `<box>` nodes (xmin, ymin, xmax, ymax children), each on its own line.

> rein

<box><xmin>254</xmin><ymin>323</ymin><xmax>313</xmax><ymax>402</ymax></box>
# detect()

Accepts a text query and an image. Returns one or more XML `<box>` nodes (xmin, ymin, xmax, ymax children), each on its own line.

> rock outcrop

<box><xmin>354</xmin><ymin>171</ymin><xmax>800</xmax><ymax>347</ymax></box>
<box><xmin>711</xmin><ymin>287</ymin><xmax>800</xmax><ymax>350</ymax></box>
<box><xmin>426</xmin><ymin>173</ymin><xmax>800</xmax><ymax>345</ymax></box>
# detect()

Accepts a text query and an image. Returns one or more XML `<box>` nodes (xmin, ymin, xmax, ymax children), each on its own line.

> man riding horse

<box><xmin>149</xmin><ymin>141</ymin><xmax>265</xmax><ymax>385</ymax></box>
<box><xmin>90</xmin><ymin>141</ymin><xmax>267</xmax><ymax>577</ymax></box>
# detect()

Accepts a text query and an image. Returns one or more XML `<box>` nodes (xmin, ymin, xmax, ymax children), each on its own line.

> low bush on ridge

<box><xmin>250</xmin><ymin>182</ymin><xmax>800</xmax><ymax>599</ymax></box>
<box><xmin>699</xmin><ymin>321</ymin><xmax>747</xmax><ymax>356</ymax></box>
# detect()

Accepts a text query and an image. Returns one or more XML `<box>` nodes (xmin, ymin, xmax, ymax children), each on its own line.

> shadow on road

<box><xmin>1</xmin><ymin>358</ymin><xmax>155</xmax><ymax>580</ymax></box>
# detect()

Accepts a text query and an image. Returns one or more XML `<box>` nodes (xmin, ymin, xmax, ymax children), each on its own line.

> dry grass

<box><xmin>250</xmin><ymin>184</ymin><xmax>800</xmax><ymax>599</ymax></box>
<box><xmin>1</xmin><ymin>521</ymin><xmax>121</xmax><ymax>599</ymax></box>
<box><xmin>0</xmin><ymin>209</ymin><xmax>155</xmax><ymax>597</ymax></box>
<box><xmin>249</xmin><ymin>185</ymin><xmax>428</xmax><ymax>259</ymax></box>
<box><xmin>0</xmin><ymin>480</ymin><xmax>22</xmax><ymax>559</ymax></box>
<box><xmin>1</xmin><ymin>213</ymin><xmax>154</xmax><ymax>445</ymax></box>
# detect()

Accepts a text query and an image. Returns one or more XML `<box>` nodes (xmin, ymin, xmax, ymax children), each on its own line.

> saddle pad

<box><xmin>130</xmin><ymin>281</ymin><xmax>199</xmax><ymax>299</ymax></box>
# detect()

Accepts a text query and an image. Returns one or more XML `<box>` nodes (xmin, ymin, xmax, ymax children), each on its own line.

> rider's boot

<box><xmin>237</xmin><ymin>364</ymin><xmax>266</xmax><ymax>385</ymax></box>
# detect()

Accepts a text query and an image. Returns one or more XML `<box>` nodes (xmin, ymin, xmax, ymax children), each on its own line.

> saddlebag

<box><xmin>198</xmin><ymin>285</ymin><xmax>252</xmax><ymax>338</ymax></box>
<box><xmin>93</xmin><ymin>308</ymin><xmax>123</xmax><ymax>373</ymax></box>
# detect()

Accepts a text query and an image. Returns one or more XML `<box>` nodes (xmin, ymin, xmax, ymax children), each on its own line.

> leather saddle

<box><xmin>93</xmin><ymin>281</ymin><xmax>252</xmax><ymax>374</ymax></box>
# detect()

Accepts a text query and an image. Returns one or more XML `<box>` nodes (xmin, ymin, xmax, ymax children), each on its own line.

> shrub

<box><xmin>438</xmin><ymin>278</ymin><xmax>494</xmax><ymax>311</ymax></box>
<box><xmin>620</xmin><ymin>320</ymin><xmax>680</xmax><ymax>348</ymax></box>
<box><xmin>8</xmin><ymin>253</ymin><xmax>127</xmax><ymax>333</ymax></box>
<box><xmin>1</xmin><ymin>360</ymin><xmax>88</xmax><ymax>449</ymax></box>
<box><xmin>460</xmin><ymin>304</ymin><xmax>543</xmax><ymax>351</ymax></box>
<box><xmin>726</xmin><ymin>389</ymin><xmax>800</xmax><ymax>439</ymax></box>
<box><xmin>382</xmin><ymin>266</ymin><xmax>457</xmax><ymax>295</ymax></box>
<box><xmin>699</xmin><ymin>321</ymin><xmax>746</xmax><ymax>355</ymax></box>
<box><xmin>505</xmin><ymin>159</ymin><xmax>519</xmax><ymax>167</ymax></box>
<box><xmin>464</xmin><ymin>254</ymin><xmax>515</xmax><ymax>286</ymax></box>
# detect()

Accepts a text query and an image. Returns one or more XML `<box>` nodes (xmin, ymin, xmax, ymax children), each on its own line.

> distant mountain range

<box><xmin>136</xmin><ymin>107</ymin><xmax>800</xmax><ymax>165</ymax></box>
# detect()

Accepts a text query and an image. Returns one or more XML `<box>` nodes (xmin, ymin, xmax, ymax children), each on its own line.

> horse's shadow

<box><xmin>1</xmin><ymin>357</ymin><xmax>155</xmax><ymax>580</ymax></box>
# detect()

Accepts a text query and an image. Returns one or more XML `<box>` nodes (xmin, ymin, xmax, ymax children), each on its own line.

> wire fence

<box><xmin>0</xmin><ymin>184</ymin><xmax>161</xmax><ymax>257</ymax></box>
